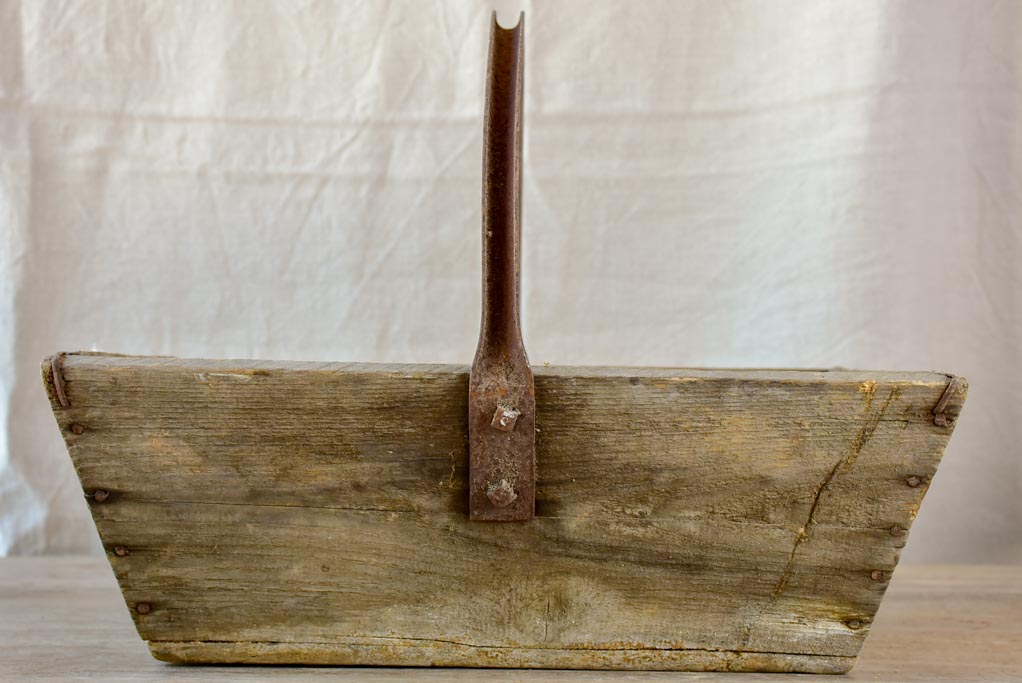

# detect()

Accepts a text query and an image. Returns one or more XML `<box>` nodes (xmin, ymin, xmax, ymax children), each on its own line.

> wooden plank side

<box><xmin>40</xmin><ymin>353</ymin><xmax>967</xmax><ymax>672</ymax></box>
<box><xmin>94</xmin><ymin>505</ymin><xmax>901</xmax><ymax>656</ymax></box>
<box><xmin>98</xmin><ymin>503</ymin><xmax>792</xmax><ymax>644</ymax></box>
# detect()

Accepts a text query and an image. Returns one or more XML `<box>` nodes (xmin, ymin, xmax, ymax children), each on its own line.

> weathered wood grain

<box><xmin>40</xmin><ymin>352</ymin><xmax>967</xmax><ymax>672</ymax></box>
<box><xmin>7</xmin><ymin>559</ymin><xmax>1020</xmax><ymax>682</ymax></box>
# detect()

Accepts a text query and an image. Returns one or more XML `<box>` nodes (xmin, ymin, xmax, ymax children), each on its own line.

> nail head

<box><xmin>490</xmin><ymin>406</ymin><xmax>521</xmax><ymax>432</ymax></box>
<box><xmin>70</xmin><ymin>423</ymin><xmax>86</xmax><ymax>435</ymax></box>
<box><xmin>485</xmin><ymin>479</ymin><xmax>517</xmax><ymax>508</ymax></box>
<box><xmin>135</xmin><ymin>602</ymin><xmax>151</xmax><ymax>615</ymax></box>
<box><xmin>92</xmin><ymin>490</ymin><xmax>110</xmax><ymax>503</ymax></box>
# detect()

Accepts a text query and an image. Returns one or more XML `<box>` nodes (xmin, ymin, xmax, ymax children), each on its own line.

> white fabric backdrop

<box><xmin>1</xmin><ymin>0</ymin><xmax>1019</xmax><ymax>562</ymax></box>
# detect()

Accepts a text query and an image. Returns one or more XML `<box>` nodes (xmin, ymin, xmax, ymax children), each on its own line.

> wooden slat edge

<box><xmin>147</xmin><ymin>639</ymin><xmax>855</xmax><ymax>673</ymax></box>
<box><xmin>44</xmin><ymin>351</ymin><xmax>958</xmax><ymax>385</ymax></box>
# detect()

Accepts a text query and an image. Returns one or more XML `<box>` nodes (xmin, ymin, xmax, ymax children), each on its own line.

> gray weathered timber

<box><xmin>40</xmin><ymin>352</ymin><xmax>967</xmax><ymax>673</ymax></box>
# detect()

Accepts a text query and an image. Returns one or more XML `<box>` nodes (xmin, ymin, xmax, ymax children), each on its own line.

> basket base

<box><xmin>150</xmin><ymin>640</ymin><xmax>855</xmax><ymax>673</ymax></box>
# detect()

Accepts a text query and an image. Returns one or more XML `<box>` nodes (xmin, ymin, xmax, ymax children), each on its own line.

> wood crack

<box><xmin>738</xmin><ymin>387</ymin><xmax>899</xmax><ymax>649</ymax></box>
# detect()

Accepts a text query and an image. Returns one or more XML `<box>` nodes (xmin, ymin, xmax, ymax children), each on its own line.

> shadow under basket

<box><xmin>42</xmin><ymin>351</ymin><xmax>967</xmax><ymax>673</ymax></box>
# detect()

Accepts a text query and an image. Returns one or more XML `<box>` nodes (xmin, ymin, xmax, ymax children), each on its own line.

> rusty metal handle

<box><xmin>468</xmin><ymin>12</ymin><xmax>536</xmax><ymax>521</ymax></box>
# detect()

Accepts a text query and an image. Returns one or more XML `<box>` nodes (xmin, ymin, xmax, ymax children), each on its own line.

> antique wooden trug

<box><xmin>42</xmin><ymin>14</ymin><xmax>967</xmax><ymax>674</ymax></box>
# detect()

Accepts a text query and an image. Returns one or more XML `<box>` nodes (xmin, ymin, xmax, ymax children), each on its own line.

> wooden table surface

<box><xmin>1</xmin><ymin>558</ymin><xmax>1018</xmax><ymax>682</ymax></box>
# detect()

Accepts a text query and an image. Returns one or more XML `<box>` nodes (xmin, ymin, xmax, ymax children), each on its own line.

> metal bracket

<box><xmin>468</xmin><ymin>13</ymin><xmax>536</xmax><ymax>521</ymax></box>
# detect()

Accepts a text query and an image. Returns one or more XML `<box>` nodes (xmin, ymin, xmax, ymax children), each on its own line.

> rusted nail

<box><xmin>906</xmin><ymin>475</ymin><xmax>923</xmax><ymax>488</ymax></box>
<box><xmin>890</xmin><ymin>525</ymin><xmax>907</xmax><ymax>538</ymax></box>
<box><xmin>135</xmin><ymin>602</ymin><xmax>151</xmax><ymax>615</ymax></box>
<box><xmin>70</xmin><ymin>423</ymin><xmax>86</xmax><ymax>435</ymax></box>
<box><xmin>490</xmin><ymin>405</ymin><xmax>521</xmax><ymax>432</ymax></box>
<box><xmin>485</xmin><ymin>479</ymin><xmax>518</xmax><ymax>508</ymax></box>
<box><xmin>846</xmin><ymin>619</ymin><xmax>863</xmax><ymax>630</ymax></box>
<box><xmin>870</xmin><ymin>569</ymin><xmax>891</xmax><ymax>581</ymax></box>
<box><xmin>92</xmin><ymin>490</ymin><xmax>110</xmax><ymax>503</ymax></box>
<box><xmin>50</xmin><ymin>353</ymin><xmax>70</xmax><ymax>408</ymax></box>
<box><xmin>113</xmin><ymin>546</ymin><xmax>129</xmax><ymax>557</ymax></box>
<box><xmin>932</xmin><ymin>375</ymin><xmax>965</xmax><ymax>427</ymax></box>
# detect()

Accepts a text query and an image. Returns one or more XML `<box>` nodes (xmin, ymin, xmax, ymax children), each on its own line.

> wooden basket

<box><xmin>42</xmin><ymin>353</ymin><xmax>966</xmax><ymax>672</ymax></box>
